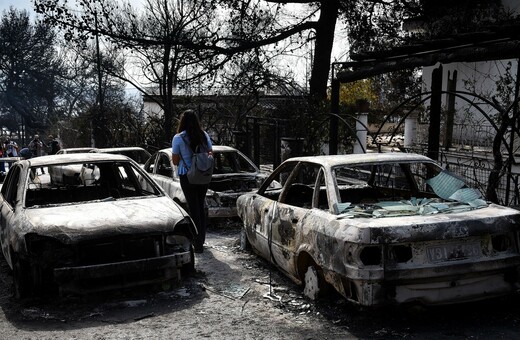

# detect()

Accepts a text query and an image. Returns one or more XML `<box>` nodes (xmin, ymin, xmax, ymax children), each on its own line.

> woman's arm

<box><xmin>172</xmin><ymin>153</ymin><xmax>180</xmax><ymax>165</ymax></box>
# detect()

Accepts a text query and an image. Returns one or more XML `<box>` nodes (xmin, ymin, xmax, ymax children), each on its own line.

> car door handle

<box><xmin>292</xmin><ymin>218</ymin><xmax>298</xmax><ymax>223</ymax></box>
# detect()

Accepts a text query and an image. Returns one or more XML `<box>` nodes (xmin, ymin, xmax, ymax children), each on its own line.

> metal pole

<box><xmin>428</xmin><ymin>65</ymin><xmax>442</xmax><ymax>161</ymax></box>
<box><xmin>94</xmin><ymin>10</ymin><xmax>104</xmax><ymax>147</ymax></box>
<box><xmin>330</xmin><ymin>77</ymin><xmax>339</xmax><ymax>155</ymax></box>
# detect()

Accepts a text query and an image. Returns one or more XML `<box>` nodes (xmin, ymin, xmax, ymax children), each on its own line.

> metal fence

<box><xmin>405</xmin><ymin>146</ymin><xmax>520</xmax><ymax>206</ymax></box>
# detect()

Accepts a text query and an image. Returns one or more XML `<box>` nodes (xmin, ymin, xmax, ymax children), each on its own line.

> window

<box><xmin>157</xmin><ymin>154</ymin><xmax>172</xmax><ymax>177</ymax></box>
<box><xmin>281</xmin><ymin>162</ymin><xmax>322</xmax><ymax>208</ymax></box>
<box><xmin>144</xmin><ymin>154</ymin><xmax>157</xmax><ymax>174</ymax></box>
<box><xmin>3</xmin><ymin>165</ymin><xmax>21</xmax><ymax>207</ymax></box>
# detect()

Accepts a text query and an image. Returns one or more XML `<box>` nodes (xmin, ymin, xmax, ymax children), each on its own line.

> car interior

<box><xmin>25</xmin><ymin>162</ymin><xmax>156</xmax><ymax>207</ymax></box>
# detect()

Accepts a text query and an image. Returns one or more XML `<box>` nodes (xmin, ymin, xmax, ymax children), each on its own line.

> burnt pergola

<box><xmin>329</xmin><ymin>23</ymin><xmax>520</xmax><ymax>157</ymax></box>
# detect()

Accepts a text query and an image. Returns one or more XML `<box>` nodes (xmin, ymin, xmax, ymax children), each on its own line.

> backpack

<box><xmin>181</xmin><ymin>136</ymin><xmax>214</xmax><ymax>185</ymax></box>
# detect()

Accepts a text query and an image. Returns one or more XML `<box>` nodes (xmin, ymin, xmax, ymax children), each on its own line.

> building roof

<box><xmin>334</xmin><ymin>22</ymin><xmax>520</xmax><ymax>83</ymax></box>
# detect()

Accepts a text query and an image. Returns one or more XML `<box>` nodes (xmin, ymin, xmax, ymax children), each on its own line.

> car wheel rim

<box><xmin>303</xmin><ymin>265</ymin><xmax>319</xmax><ymax>300</ymax></box>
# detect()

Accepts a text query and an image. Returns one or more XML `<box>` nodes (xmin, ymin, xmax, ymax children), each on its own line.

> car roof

<box><xmin>282</xmin><ymin>152</ymin><xmax>436</xmax><ymax>167</ymax></box>
<box><xmin>159</xmin><ymin>145</ymin><xmax>237</xmax><ymax>154</ymax></box>
<box><xmin>24</xmin><ymin>153</ymin><xmax>132</xmax><ymax>166</ymax></box>
<box><xmin>93</xmin><ymin>147</ymin><xmax>150</xmax><ymax>153</ymax></box>
<box><xmin>1</xmin><ymin>157</ymin><xmax>21</xmax><ymax>162</ymax></box>
<box><xmin>59</xmin><ymin>147</ymin><xmax>96</xmax><ymax>153</ymax></box>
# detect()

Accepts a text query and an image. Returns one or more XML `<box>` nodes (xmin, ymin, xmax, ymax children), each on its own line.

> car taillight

<box><xmin>491</xmin><ymin>234</ymin><xmax>512</xmax><ymax>252</ymax></box>
<box><xmin>389</xmin><ymin>245</ymin><xmax>413</xmax><ymax>263</ymax></box>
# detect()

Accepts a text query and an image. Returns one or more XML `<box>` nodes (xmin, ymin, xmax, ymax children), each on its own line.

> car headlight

<box><xmin>24</xmin><ymin>233</ymin><xmax>74</xmax><ymax>265</ymax></box>
<box><xmin>388</xmin><ymin>244</ymin><xmax>413</xmax><ymax>263</ymax></box>
<box><xmin>165</xmin><ymin>234</ymin><xmax>191</xmax><ymax>254</ymax></box>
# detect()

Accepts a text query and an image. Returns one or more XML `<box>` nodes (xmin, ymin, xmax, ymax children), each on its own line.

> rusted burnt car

<box><xmin>144</xmin><ymin>146</ymin><xmax>276</xmax><ymax>220</ymax></box>
<box><xmin>0</xmin><ymin>153</ymin><xmax>197</xmax><ymax>297</ymax></box>
<box><xmin>237</xmin><ymin>153</ymin><xmax>520</xmax><ymax>306</ymax></box>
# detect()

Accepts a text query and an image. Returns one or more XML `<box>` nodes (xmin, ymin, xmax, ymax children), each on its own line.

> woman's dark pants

<box><xmin>180</xmin><ymin>175</ymin><xmax>208</xmax><ymax>252</ymax></box>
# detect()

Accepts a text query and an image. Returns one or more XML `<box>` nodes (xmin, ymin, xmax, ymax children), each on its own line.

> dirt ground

<box><xmin>1</xmin><ymin>225</ymin><xmax>520</xmax><ymax>339</ymax></box>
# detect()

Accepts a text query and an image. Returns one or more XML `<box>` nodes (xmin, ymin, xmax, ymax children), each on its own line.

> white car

<box><xmin>238</xmin><ymin>153</ymin><xmax>520</xmax><ymax>306</ymax></box>
<box><xmin>56</xmin><ymin>147</ymin><xmax>96</xmax><ymax>154</ymax></box>
<box><xmin>144</xmin><ymin>146</ymin><xmax>274</xmax><ymax>220</ymax></box>
<box><xmin>90</xmin><ymin>147</ymin><xmax>151</xmax><ymax>167</ymax></box>
<box><xmin>50</xmin><ymin>147</ymin><xmax>98</xmax><ymax>185</ymax></box>
<box><xmin>0</xmin><ymin>153</ymin><xmax>197</xmax><ymax>297</ymax></box>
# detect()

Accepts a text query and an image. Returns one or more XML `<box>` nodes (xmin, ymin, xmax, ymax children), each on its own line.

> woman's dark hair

<box><xmin>177</xmin><ymin>110</ymin><xmax>208</xmax><ymax>149</ymax></box>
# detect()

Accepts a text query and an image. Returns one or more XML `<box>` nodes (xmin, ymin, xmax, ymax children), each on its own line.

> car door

<box><xmin>0</xmin><ymin>165</ymin><xmax>21</xmax><ymax>267</ymax></box>
<box><xmin>152</xmin><ymin>151</ymin><xmax>186</xmax><ymax>204</ymax></box>
<box><xmin>260</xmin><ymin>161</ymin><xmax>324</xmax><ymax>277</ymax></box>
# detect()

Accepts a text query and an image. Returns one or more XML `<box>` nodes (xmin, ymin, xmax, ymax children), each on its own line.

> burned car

<box><xmin>144</xmin><ymin>146</ymin><xmax>276</xmax><ymax>220</ymax></box>
<box><xmin>90</xmin><ymin>146</ymin><xmax>151</xmax><ymax>167</ymax></box>
<box><xmin>237</xmin><ymin>153</ymin><xmax>520</xmax><ymax>306</ymax></box>
<box><xmin>50</xmin><ymin>147</ymin><xmax>98</xmax><ymax>184</ymax></box>
<box><xmin>56</xmin><ymin>147</ymin><xmax>96</xmax><ymax>154</ymax></box>
<box><xmin>0</xmin><ymin>153</ymin><xmax>197</xmax><ymax>297</ymax></box>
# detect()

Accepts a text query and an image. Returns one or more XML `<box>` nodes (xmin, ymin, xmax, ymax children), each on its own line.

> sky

<box><xmin>0</xmin><ymin>0</ymin><xmax>145</xmax><ymax>14</ymax></box>
<box><xmin>0</xmin><ymin>0</ymin><xmax>348</xmax><ymax>92</ymax></box>
<box><xmin>0</xmin><ymin>0</ymin><xmax>32</xmax><ymax>12</ymax></box>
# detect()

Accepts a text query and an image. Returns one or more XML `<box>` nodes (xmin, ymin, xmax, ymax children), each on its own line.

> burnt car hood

<box><xmin>20</xmin><ymin>196</ymin><xmax>190</xmax><ymax>244</ymax></box>
<box><xmin>330</xmin><ymin>203</ymin><xmax>520</xmax><ymax>244</ymax></box>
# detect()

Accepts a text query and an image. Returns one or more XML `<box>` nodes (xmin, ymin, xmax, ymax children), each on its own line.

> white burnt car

<box><xmin>91</xmin><ymin>147</ymin><xmax>151</xmax><ymax>167</ymax></box>
<box><xmin>50</xmin><ymin>147</ymin><xmax>97</xmax><ymax>185</ymax></box>
<box><xmin>56</xmin><ymin>147</ymin><xmax>96</xmax><ymax>154</ymax></box>
<box><xmin>237</xmin><ymin>153</ymin><xmax>520</xmax><ymax>306</ymax></box>
<box><xmin>144</xmin><ymin>146</ymin><xmax>274</xmax><ymax>220</ymax></box>
<box><xmin>0</xmin><ymin>153</ymin><xmax>197</xmax><ymax>297</ymax></box>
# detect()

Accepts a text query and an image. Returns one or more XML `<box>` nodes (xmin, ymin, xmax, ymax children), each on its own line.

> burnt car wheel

<box><xmin>12</xmin><ymin>255</ymin><xmax>33</xmax><ymax>298</ymax></box>
<box><xmin>240</xmin><ymin>228</ymin><xmax>251</xmax><ymax>251</ymax></box>
<box><xmin>303</xmin><ymin>264</ymin><xmax>329</xmax><ymax>300</ymax></box>
<box><xmin>181</xmin><ymin>246</ymin><xmax>195</xmax><ymax>275</ymax></box>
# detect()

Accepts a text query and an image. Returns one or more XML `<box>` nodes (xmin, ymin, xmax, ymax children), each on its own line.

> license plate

<box><xmin>427</xmin><ymin>242</ymin><xmax>481</xmax><ymax>263</ymax></box>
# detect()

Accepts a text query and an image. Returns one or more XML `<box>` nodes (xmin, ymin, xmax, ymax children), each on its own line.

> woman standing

<box><xmin>172</xmin><ymin>110</ymin><xmax>213</xmax><ymax>253</ymax></box>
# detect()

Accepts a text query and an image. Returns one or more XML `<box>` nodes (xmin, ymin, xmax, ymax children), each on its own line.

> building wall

<box><xmin>421</xmin><ymin>59</ymin><xmax>518</xmax><ymax>146</ymax></box>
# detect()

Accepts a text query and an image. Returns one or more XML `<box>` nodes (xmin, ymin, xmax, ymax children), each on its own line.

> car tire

<box><xmin>12</xmin><ymin>255</ymin><xmax>31</xmax><ymax>299</ymax></box>
<box><xmin>240</xmin><ymin>228</ymin><xmax>251</xmax><ymax>251</ymax></box>
<box><xmin>181</xmin><ymin>246</ymin><xmax>195</xmax><ymax>275</ymax></box>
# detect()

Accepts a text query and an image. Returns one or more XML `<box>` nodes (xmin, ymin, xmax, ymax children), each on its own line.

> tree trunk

<box><xmin>486</xmin><ymin>112</ymin><xmax>508</xmax><ymax>203</ymax></box>
<box><xmin>161</xmin><ymin>44</ymin><xmax>174</xmax><ymax>146</ymax></box>
<box><xmin>309</xmin><ymin>0</ymin><xmax>339</xmax><ymax>101</ymax></box>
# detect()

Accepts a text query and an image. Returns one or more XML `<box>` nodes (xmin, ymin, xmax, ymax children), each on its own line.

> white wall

<box><xmin>422</xmin><ymin>59</ymin><xmax>518</xmax><ymax>145</ymax></box>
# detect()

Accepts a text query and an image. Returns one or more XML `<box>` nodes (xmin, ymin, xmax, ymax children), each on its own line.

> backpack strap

<box><xmin>179</xmin><ymin>135</ymin><xmax>193</xmax><ymax>171</ymax></box>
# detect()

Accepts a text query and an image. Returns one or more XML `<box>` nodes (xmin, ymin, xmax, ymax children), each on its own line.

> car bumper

<box><xmin>54</xmin><ymin>251</ymin><xmax>192</xmax><ymax>294</ymax></box>
<box><xmin>330</xmin><ymin>255</ymin><xmax>520</xmax><ymax>306</ymax></box>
